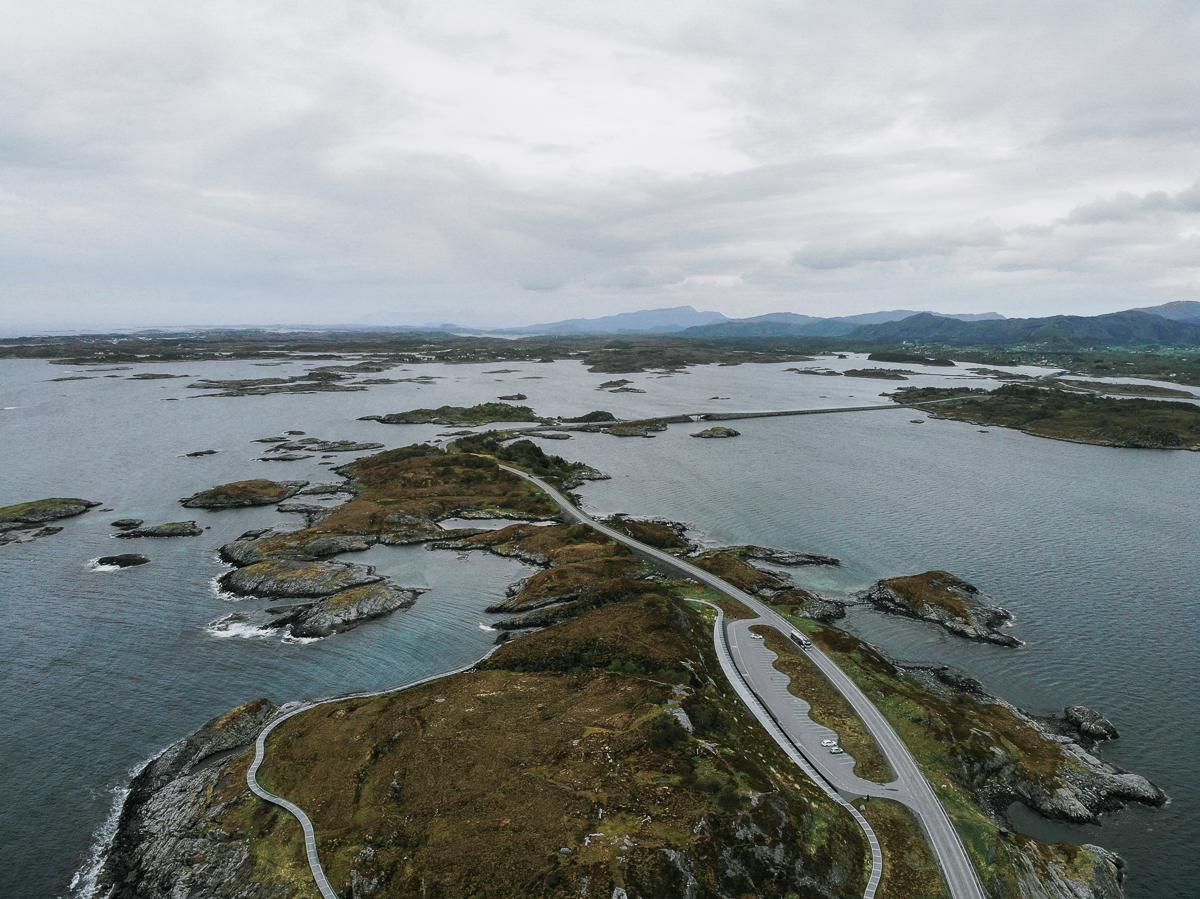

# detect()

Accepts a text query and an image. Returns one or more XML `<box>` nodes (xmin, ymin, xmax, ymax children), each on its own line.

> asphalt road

<box><xmin>500</xmin><ymin>464</ymin><xmax>987</xmax><ymax>899</ymax></box>
<box><xmin>696</xmin><ymin>598</ymin><xmax>883</xmax><ymax>898</ymax></box>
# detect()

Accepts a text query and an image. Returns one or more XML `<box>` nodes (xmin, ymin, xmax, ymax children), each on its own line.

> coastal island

<box><xmin>860</xmin><ymin>571</ymin><xmax>1021</xmax><ymax>646</ymax></box>
<box><xmin>0</xmin><ymin>497</ymin><xmax>100</xmax><ymax>545</ymax></box>
<box><xmin>92</xmin><ymin>435</ymin><xmax>1165</xmax><ymax>899</ymax></box>
<box><xmin>892</xmin><ymin>384</ymin><xmax>1200</xmax><ymax>449</ymax></box>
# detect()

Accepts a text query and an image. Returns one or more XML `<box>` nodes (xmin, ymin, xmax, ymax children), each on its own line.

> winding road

<box><xmin>247</xmin><ymin>458</ymin><xmax>985</xmax><ymax>899</ymax></box>
<box><xmin>246</xmin><ymin>652</ymin><xmax>499</xmax><ymax>899</ymax></box>
<box><xmin>500</xmin><ymin>464</ymin><xmax>987</xmax><ymax>899</ymax></box>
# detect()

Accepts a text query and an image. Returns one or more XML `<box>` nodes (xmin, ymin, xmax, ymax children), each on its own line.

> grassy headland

<box><xmin>893</xmin><ymin>383</ymin><xmax>1200</xmax><ymax>449</ymax></box>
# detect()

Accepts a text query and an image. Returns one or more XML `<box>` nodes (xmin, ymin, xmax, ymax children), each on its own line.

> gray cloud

<box><xmin>0</xmin><ymin>1</ymin><xmax>1197</xmax><ymax>331</ymax></box>
<box><xmin>1064</xmin><ymin>180</ymin><xmax>1200</xmax><ymax>224</ymax></box>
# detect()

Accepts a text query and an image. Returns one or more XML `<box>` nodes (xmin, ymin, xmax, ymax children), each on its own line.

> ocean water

<box><xmin>0</xmin><ymin>355</ymin><xmax>1194</xmax><ymax>898</ymax></box>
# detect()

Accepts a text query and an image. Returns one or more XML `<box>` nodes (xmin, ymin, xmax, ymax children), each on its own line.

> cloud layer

<box><xmin>1</xmin><ymin>1</ymin><xmax>1197</xmax><ymax>329</ymax></box>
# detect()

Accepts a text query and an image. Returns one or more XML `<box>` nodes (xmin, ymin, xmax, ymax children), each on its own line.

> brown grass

<box><xmin>252</xmin><ymin>595</ymin><xmax>871</xmax><ymax>898</ymax></box>
<box><xmin>879</xmin><ymin>571</ymin><xmax>974</xmax><ymax>617</ymax></box>
<box><xmin>857</xmin><ymin>798</ymin><xmax>949</xmax><ymax>899</ymax></box>
<box><xmin>691</xmin><ymin>551</ymin><xmax>789</xmax><ymax>594</ymax></box>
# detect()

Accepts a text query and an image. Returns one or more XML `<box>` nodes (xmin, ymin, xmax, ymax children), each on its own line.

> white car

<box><xmin>829</xmin><ymin>747</ymin><xmax>845</xmax><ymax>755</ymax></box>
<box><xmin>751</xmin><ymin>633</ymin><xmax>763</xmax><ymax>640</ymax></box>
<box><xmin>820</xmin><ymin>739</ymin><xmax>838</xmax><ymax>747</ymax></box>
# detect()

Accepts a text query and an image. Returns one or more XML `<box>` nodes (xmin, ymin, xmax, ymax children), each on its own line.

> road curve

<box><xmin>696</xmin><ymin>598</ymin><xmax>883</xmax><ymax>898</ymax></box>
<box><xmin>247</xmin><ymin>651</ymin><xmax>499</xmax><ymax>899</ymax></box>
<box><xmin>499</xmin><ymin>464</ymin><xmax>987</xmax><ymax>899</ymax></box>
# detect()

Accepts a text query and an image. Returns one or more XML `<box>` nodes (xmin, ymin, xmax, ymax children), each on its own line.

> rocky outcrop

<box><xmin>181</xmin><ymin>479</ymin><xmax>308</xmax><ymax>509</ymax></box>
<box><xmin>216</xmin><ymin>533</ymin><xmax>424</xmax><ymax>638</ymax></box>
<box><xmin>110</xmin><ymin>518</ymin><xmax>144</xmax><ymax>530</ymax></box>
<box><xmin>96</xmin><ymin>554</ymin><xmax>151</xmax><ymax>568</ymax></box>
<box><xmin>772</xmin><ymin>588</ymin><xmax>846</xmax><ymax>622</ymax></box>
<box><xmin>219</xmin><ymin>528</ymin><xmax>381</xmax><ymax>565</ymax></box>
<box><xmin>844</xmin><ymin>368</ymin><xmax>911</xmax><ymax>380</ymax></box>
<box><xmin>114</xmin><ymin>521</ymin><xmax>204</xmax><ymax>539</ymax></box>
<box><xmin>296</xmin><ymin>483</ymin><xmax>353</xmax><ymax>497</ymax></box>
<box><xmin>729</xmin><ymin>545</ymin><xmax>841</xmax><ymax>567</ymax></box>
<box><xmin>266</xmin><ymin>582</ymin><xmax>425</xmax><ymax>638</ymax></box>
<box><xmin>263</xmin><ymin>438</ymin><xmax>384</xmax><ymax>454</ymax></box>
<box><xmin>274</xmin><ymin>502</ymin><xmax>331</xmax><ymax>526</ymax></box>
<box><xmin>360</xmin><ymin>403</ymin><xmax>540</xmax><ymax>425</ymax></box>
<box><xmin>1065</xmin><ymin>706</ymin><xmax>1119</xmax><ymax>743</ymax></box>
<box><xmin>219</xmin><ymin>559</ymin><xmax>381</xmax><ymax>598</ymax></box>
<box><xmin>691</xmin><ymin>426</ymin><xmax>740</xmax><ymax>438</ymax></box>
<box><xmin>1007</xmin><ymin>841</ymin><xmax>1126</xmax><ymax>899</ymax></box>
<box><xmin>95</xmin><ymin>699</ymin><xmax>283</xmax><ymax>899</ymax></box>
<box><xmin>0</xmin><ymin>497</ymin><xmax>100</xmax><ymax>544</ymax></box>
<box><xmin>1037</xmin><ymin>706</ymin><xmax>1121</xmax><ymax>752</ymax></box>
<box><xmin>861</xmin><ymin>570</ymin><xmax>1020</xmax><ymax>646</ymax></box>
<box><xmin>605</xmin><ymin>420</ymin><xmax>668</xmax><ymax>437</ymax></box>
<box><xmin>905</xmin><ymin>664</ymin><xmax>1166</xmax><ymax>825</ymax></box>
<box><xmin>188</xmin><ymin>371</ymin><xmax>367</xmax><ymax>397</ymax></box>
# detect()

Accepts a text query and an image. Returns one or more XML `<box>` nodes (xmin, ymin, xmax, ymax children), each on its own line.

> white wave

<box><xmin>207</xmin><ymin>573</ymin><xmax>241</xmax><ymax>601</ymax></box>
<box><xmin>65</xmin><ymin>750</ymin><xmax>161</xmax><ymax>898</ymax></box>
<box><xmin>206</xmin><ymin>616</ymin><xmax>274</xmax><ymax>640</ymax></box>
<box><xmin>2</xmin><ymin>405</ymin><xmax>18</xmax><ymax>411</ymax></box>
<box><xmin>280</xmin><ymin>633</ymin><xmax>321</xmax><ymax>646</ymax></box>
<box><xmin>478</xmin><ymin>622</ymin><xmax>497</xmax><ymax>632</ymax></box>
<box><xmin>87</xmin><ymin>559</ymin><xmax>123</xmax><ymax>572</ymax></box>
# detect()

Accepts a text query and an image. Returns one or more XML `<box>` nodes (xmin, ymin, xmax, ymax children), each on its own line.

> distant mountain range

<box><xmin>492</xmin><ymin>305</ymin><xmax>727</xmax><ymax>335</ymax></box>
<box><xmin>1128</xmin><ymin>300</ymin><xmax>1200</xmax><ymax>323</ymax></box>
<box><xmin>498</xmin><ymin>302</ymin><xmax>1200</xmax><ymax>347</ymax></box>
<box><xmin>848</xmin><ymin>310</ymin><xmax>1200</xmax><ymax>347</ymax></box>
<box><xmin>682</xmin><ymin>309</ymin><xmax>1004</xmax><ymax>338</ymax></box>
<box><xmin>360</xmin><ymin>299</ymin><xmax>1200</xmax><ymax>347</ymax></box>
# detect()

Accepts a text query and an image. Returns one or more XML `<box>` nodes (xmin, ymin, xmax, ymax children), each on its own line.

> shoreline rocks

<box><xmin>1037</xmin><ymin>705</ymin><xmax>1121</xmax><ymax>750</ymax></box>
<box><xmin>95</xmin><ymin>699</ymin><xmax>278</xmax><ymax>899</ymax></box>
<box><xmin>691</xmin><ymin>426</ymin><xmax>740</xmax><ymax>439</ymax></box>
<box><xmin>263</xmin><ymin>438</ymin><xmax>384</xmax><ymax>454</ymax></box>
<box><xmin>215</xmin><ymin>537</ymin><xmax>426</xmax><ymax>638</ymax></box>
<box><xmin>266</xmin><ymin>582</ymin><xmax>426</xmax><ymax>638</ymax></box>
<box><xmin>908</xmin><ymin>663</ymin><xmax>1165</xmax><ymax>826</ymax></box>
<box><xmin>730</xmin><ymin>545</ymin><xmax>841</xmax><ymax>567</ymax></box>
<box><xmin>861</xmin><ymin>570</ymin><xmax>1021</xmax><ymax>646</ymax></box>
<box><xmin>181</xmin><ymin>479</ymin><xmax>308</xmax><ymax>509</ymax></box>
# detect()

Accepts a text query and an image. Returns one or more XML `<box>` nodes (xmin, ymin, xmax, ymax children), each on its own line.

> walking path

<box><xmin>246</xmin><ymin>651</ymin><xmax>498</xmax><ymax>899</ymax></box>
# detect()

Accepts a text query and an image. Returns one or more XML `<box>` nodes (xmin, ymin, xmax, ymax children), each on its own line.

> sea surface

<box><xmin>0</xmin><ymin>355</ymin><xmax>1195</xmax><ymax>898</ymax></box>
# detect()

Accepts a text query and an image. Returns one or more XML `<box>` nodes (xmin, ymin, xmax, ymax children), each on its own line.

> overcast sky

<box><xmin>2</xmin><ymin>1</ymin><xmax>1198</xmax><ymax>330</ymax></box>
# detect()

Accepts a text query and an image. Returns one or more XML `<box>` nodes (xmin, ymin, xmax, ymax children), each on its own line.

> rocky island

<box><xmin>0</xmin><ymin>497</ymin><xmax>100</xmax><ymax>545</ymax></box>
<box><xmin>892</xmin><ymin>384</ymin><xmax>1200</xmax><ymax>450</ymax></box>
<box><xmin>861</xmin><ymin>570</ymin><xmax>1021</xmax><ymax>646</ymax></box>
<box><xmin>84</xmin><ymin>433</ymin><xmax>1169</xmax><ymax>899</ymax></box>
<box><xmin>181</xmin><ymin>479</ymin><xmax>308</xmax><ymax>509</ymax></box>
<box><xmin>114</xmin><ymin>521</ymin><xmax>204</xmax><ymax>539</ymax></box>
<box><xmin>360</xmin><ymin>402</ymin><xmax>541</xmax><ymax>426</ymax></box>
<box><xmin>95</xmin><ymin>553</ymin><xmax>151</xmax><ymax>568</ymax></box>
